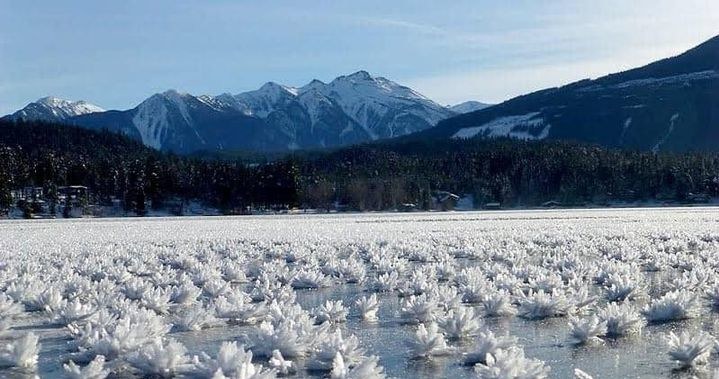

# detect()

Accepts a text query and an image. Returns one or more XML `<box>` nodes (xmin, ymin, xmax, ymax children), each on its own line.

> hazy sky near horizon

<box><xmin>1</xmin><ymin>0</ymin><xmax>718</xmax><ymax>115</ymax></box>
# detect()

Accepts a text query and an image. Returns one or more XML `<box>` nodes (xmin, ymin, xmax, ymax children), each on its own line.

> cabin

<box><xmin>11</xmin><ymin>187</ymin><xmax>44</xmax><ymax>202</ymax></box>
<box><xmin>432</xmin><ymin>191</ymin><xmax>460</xmax><ymax>211</ymax></box>
<box><xmin>399</xmin><ymin>203</ymin><xmax>418</xmax><ymax>212</ymax></box>
<box><xmin>57</xmin><ymin>186</ymin><xmax>90</xmax><ymax>218</ymax></box>
<box><xmin>484</xmin><ymin>202</ymin><xmax>501</xmax><ymax>210</ymax></box>
<box><xmin>687</xmin><ymin>193</ymin><xmax>710</xmax><ymax>203</ymax></box>
<box><xmin>541</xmin><ymin>200</ymin><xmax>563</xmax><ymax>208</ymax></box>
<box><xmin>58</xmin><ymin>186</ymin><xmax>89</xmax><ymax>203</ymax></box>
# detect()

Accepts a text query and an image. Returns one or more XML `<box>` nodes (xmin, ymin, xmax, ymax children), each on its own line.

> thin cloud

<box><xmin>405</xmin><ymin>39</ymin><xmax>708</xmax><ymax>105</ymax></box>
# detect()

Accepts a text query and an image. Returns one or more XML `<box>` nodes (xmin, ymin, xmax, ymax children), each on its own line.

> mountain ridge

<box><xmin>3</xmin><ymin>71</ymin><xmax>480</xmax><ymax>153</ymax></box>
<box><xmin>416</xmin><ymin>34</ymin><xmax>719</xmax><ymax>152</ymax></box>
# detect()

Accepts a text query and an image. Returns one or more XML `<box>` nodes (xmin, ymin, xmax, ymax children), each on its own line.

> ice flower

<box><xmin>355</xmin><ymin>294</ymin><xmax>380</xmax><ymax>321</ymax></box>
<box><xmin>438</xmin><ymin>307</ymin><xmax>483</xmax><ymax>340</ymax></box>
<box><xmin>127</xmin><ymin>338</ymin><xmax>191</xmax><ymax>377</ymax></box>
<box><xmin>665</xmin><ymin>330</ymin><xmax>715</xmax><ymax>368</ymax></box>
<box><xmin>331</xmin><ymin>353</ymin><xmax>386</xmax><ymax>379</ymax></box>
<box><xmin>459</xmin><ymin>276</ymin><xmax>493</xmax><ymax>304</ymax></box>
<box><xmin>214</xmin><ymin>295</ymin><xmax>267</xmax><ymax>325</ymax></box>
<box><xmin>518</xmin><ymin>290</ymin><xmax>575</xmax><ymax>320</ymax></box>
<box><xmin>122</xmin><ymin>277</ymin><xmax>151</xmax><ymax>301</ymax></box>
<box><xmin>38</xmin><ymin>287</ymin><xmax>65</xmax><ymax>313</ymax></box>
<box><xmin>47</xmin><ymin>298</ymin><xmax>97</xmax><ymax>326</ymax></box>
<box><xmin>268</xmin><ymin>350</ymin><xmax>294</xmax><ymax>375</ymax></box>
<box><xmin>704</xmin><ymin>285</ymin><xmax>719</xmax><ymax>309</ymax></box>
<box><xmin>371</xmin><ymin>271</ymin><xmax>399</xmax><ymax>292</ymax></box>
<box><xmin>203</xmin><ymin>278</ymin><xmax>231</xmax><ymax>298</ymax></box>
<box><xmin>63</xmin><ymin>355</ymin><xmax>109</xmax><ymax>379</ymax></box>
<box><xmin>307</xmin><ymin>329</ymin><xmax>364</xmax><ymax>371</ymax></box>
<box><xmin>604</xmin><ymin>274</ymin><xmax>644</xmax><ymax>302</ymax></box>
<box><xmin>433</xmin><ymin>285</ymin><xmax>462</xmax><ymax>312</ymax></box>
<box><xmin>463</xmin><ymin>330</ymin><xmax>518</xmax><ymax>366</ymax></box>
<box><xmin>192</xmin><ymin>341</ymin><xmax>276</xmax><ymax>378</ymax></box>
<box><xmin>574</xmin><ymin>369</ymin><xmax>594</xmax><ymax>379</ymax></box>
<box><xmin>0</xmin><ymin>332</ymin><xmax>40</xmax><ymax>369</ymax></box>
<box><xmin>397</xmin><ymin>274</ymin><xmax>431</xmax><ymax>297</ymax></box>
<box><xmin>407</xmin><ymin>322</ymin><xmax>451</xmax><ymax>358</ymax></box>
<box><xmin>74</xmin><ymin>309</ymin><xmax>171</xmax><ymax>360</ymax></box>
<box><xmin>0</xmin><ymin>293</ymin><xmax>24</xmax><ymax>330</ymax></box>
<box><xmin>399</xmin><ymin>294</ymin><xmax>437</xmax><ymax>324</ymax></box>
<box><xmin>140</xmin><ymin>287</ymin><xmax>172</xmax><ymax>315</ymax></box>
<box><xmin>597</xmin><ymin>303</ymin><xmax>644</xmax><ymax>337</ymax></box>
<box><xmin>249</xmin><ymin>279</ymin><xmax>281</xmax><ymax>302</ymax></box>
<box><xmin>434</xmin><ymin>261</ymin><xmax>457</xmax><ymax>282</ymax></box>
<box><xmin>473</xmin><ymin>347</ymin><xmax>550</xmax><ymax>379</ymax></box>
<box><xmin>5</xmin><ymin>277</ymin><xmax>44</xmax><ymax>311</ymax></box>
<box><xmin>170</xmin><ymin>282</ymin><xmax>202</xmax><ymax>305</ymax></box>
<box><xmin>172</xmin><ymin>305</ymin><xmax>220</xmax><ymax>331</ymax></box>
<box><xmin>643</xmin><ymin>290</ymin><xmax>699</xmax><ymax>323</ymax></box>
<box><xmin>0</xmin><ymin>293</ymin><xmax>25</xmax><ymax>318</ymax></box>
<box><xmin>222</xmin><ymin>262</ymin><xmax>249</xmax><ymax>283</ymax></box>
<box><xmin>313</xmin><ymin>300</ymin><xmax>348</xmax><ymax>324</ymax></box>
<box><xmin>249</xmin><ymin>319</ymin><xmax>325</xmax><ymax>358</ymax></box>
<box><xmin>326</xmin><ymin>259</ymin><xmax>366</xmax><ymax>284</ymax></box>
<box><xmin>291</xmin><ymin>269</ymin><xmax>331</xmax><ymax>289</ymax></box>
<box><xmin>568</xmin><ymin>316</ymin><xmax>607</xmax><ymax>345</ymax></box>
<box><xmin>669</xmin><ymin>268</ymin><xmax>712</xmax><ymax>292</ymax></box>
<box><xmin>480</xmin><ymin>290</ymin><xmax>517</xmax><ymax>317</ymax></box>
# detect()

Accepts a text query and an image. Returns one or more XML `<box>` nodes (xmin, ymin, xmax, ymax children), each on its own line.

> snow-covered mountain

<box><xmin>217</xmin><ymin>71</ymin><xmax>455</xmax><ymax>142</ymax></box>
<box><xmin>6</xmin><ymin>96</ymin><xmax>105</xmax><ymax>122</ymax></box>
<box><xmin>449</xmin><ymin>101</ymin><xmax>492</xmax><ymax>114</ymax></box>
<box><xmin>420</xmin><ymin>34</ymin><xmax>719</xmax><ymax>152</ymax></box>
<box><xmin>3</xmin><ymin>71</ymin><xmax>468</xmax><ymax>153</ymax></box>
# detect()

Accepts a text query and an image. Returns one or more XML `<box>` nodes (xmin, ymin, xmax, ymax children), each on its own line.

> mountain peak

<box><xmin>299</xmin><ymin>79</ymin><xmax>326</xmax><ymax>93</ymax></box>
<box><xmin>161</xmin><ymin>89</ymin><xmax>184</xmax><ymax>97</ymax></box>
<box><xmin>449</xmin><ymin>101</ymin><xmax>492</xmax><ymax>114</ymax></box>
<box><xmin>259</xmin><ymin>82</ymin><xmax>298</xmax><ymax>96</ymax></box>
<box><xmin>37</xmin><ymin>96</ymin><xmax>62</xmax><ymax>104</ymax></box>
<box><xmin>596</xmin><ymin>34</ymin><xmax>719</xmax><ymax>85</ymax></box>
<box><xmin>3</xmin><ymin>71</ymin><xmax>464</xmax><ymax>153</ymax></box>
<box><xmin>344</xmin><ymin>70</ymin><xmax>373</xmax><ymax>81</ymax></box>
<box><xmin>4</xmin><ymin>96</ymin><xmax>105</xmax><ymax>122</ymax></box>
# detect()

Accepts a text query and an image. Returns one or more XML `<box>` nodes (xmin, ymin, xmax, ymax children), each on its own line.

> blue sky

<box><xmin>1</xmin><ymin>0</ymin><xmax>718</xmax><ymax>115</ymax></box>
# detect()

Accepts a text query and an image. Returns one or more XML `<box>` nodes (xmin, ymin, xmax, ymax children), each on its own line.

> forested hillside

<box><xmin>420</xmin><ymin>35</ymin><xmax>719</xmax><ymax>153</ymax></box>
<box><xmin>1</xmin><ymin>120</ymin><xmax>717</xmax><ymax>215</ymax></box>
<box><xmin>299</xmin><ymin>139</ymin><xmax>719</xmax><ymax>210</ymax></box>
<box><xmin>0</xmin><ymin>121</ymin><xmax>298</xmax><ymax>214</ymax></box>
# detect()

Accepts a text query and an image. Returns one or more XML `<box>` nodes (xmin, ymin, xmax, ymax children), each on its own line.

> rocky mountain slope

<box><xmin>419</xmin><ymin>35</ymin><xmax>719</xmax><ymax>152</ymax></box>
<box><xmin>4</xmin><ymin>72</ymin><xmax>469</xmax><ymax>153</ymax></box>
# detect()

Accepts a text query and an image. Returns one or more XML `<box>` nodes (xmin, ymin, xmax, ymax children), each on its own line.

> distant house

<box><xmin>432</xmin><ymin>191</ymin><xmax>460</xmax><ymax>211</ymax></box>
<box><xmin>484</xmin><ymin>202</ymin><xmax>501</xmax><ymax>210</ymax></box>
<box><xmin>58</xmin><ymin>186</ymin><xmax>90</xmax><ymax>218</ymax></box>
<box><xmin>541</xmin><ymin>200</ymin><xmax>563</xmax><ymax>208</ymax></box>
<box><xmin>399</xmin><ymin>203</ymin><xmax>417</xmax><ymax>212</ymax></box>
<box><xmin>58</xmin><ymin>186</ymin><xmax>89</xmax><ymax>203</ymax></box>
<box><xmin>687</xmin><ymin>193</ymin><xmax>710</xmax><ymax>203</ymax></box>
<box><xmin>10</xmin><ymin>187</ymin><xmax>46</xmax><ymax>217</ymax></box>
<box><xmin>11</xmin><ymin>187</ymin><xmax>44</xmax><ymax>202</ymax></box>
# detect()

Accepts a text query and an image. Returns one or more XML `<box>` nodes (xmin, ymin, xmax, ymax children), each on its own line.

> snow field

<box><xmin>0</xmin><ymin>208</ymin><xmax>717</xmax><ymax>378</ymax></box>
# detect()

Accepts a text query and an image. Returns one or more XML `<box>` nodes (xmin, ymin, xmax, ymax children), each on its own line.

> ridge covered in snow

<box><xmin>222</xmin><ymin>70</ymin><xmax>456</xmax><ymax>141</ymax></box>
<box><xmin>5</xmin><ymin>97</ymin><xmax>105</xmax><ymax>122</ymax></box>
<box><xmin>448</xmin><ymin>101</ymin><xmax>492</xmax><ymax>114</ymax></box>
<box><xmin>430</xmin><ymin>34</ymin><xmax>719</xmax><ymax>153</ymax></box>
<box><xmin>3</xmin><ymin>71</ymin><xmax>475</xmax><ymax>153</ymax></box>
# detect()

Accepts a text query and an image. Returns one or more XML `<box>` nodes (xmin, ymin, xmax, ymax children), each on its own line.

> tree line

<box><xmin>1</xmin><ymin>120</ymin><xmax>717</xmax><ymax>215</ymax></box>
<box><xmin>298</xmin><ymin>139</ymin><xmax>719</xmax><ymax>210</ymax></box>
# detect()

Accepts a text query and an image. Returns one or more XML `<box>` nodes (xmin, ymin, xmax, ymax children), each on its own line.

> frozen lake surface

<box><xmin>0</xmin><ymin>207</ymin><xmax>718</xmax><ymax>378</ymax></box>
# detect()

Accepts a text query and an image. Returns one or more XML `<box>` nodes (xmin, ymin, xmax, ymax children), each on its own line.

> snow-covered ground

<box><xmin>451</xmin><ymin>112</ymin><xmax>551</xmax><ymax>140</ymax></box>
<box><xmin>0</xmin><ymin>208</ymin><xmax>718</xmax><ymax>378</ymax></box>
